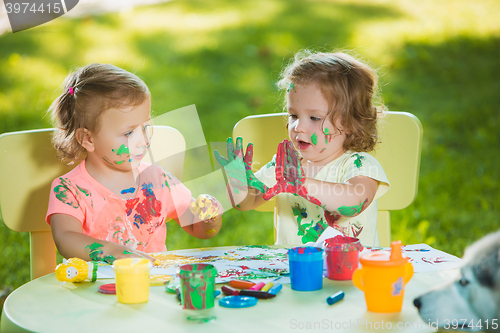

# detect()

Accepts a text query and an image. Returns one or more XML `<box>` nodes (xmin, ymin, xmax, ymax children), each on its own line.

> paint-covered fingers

<box><xmin>227</xmin><ymin>137</ymin><xmax>236</xmax><ymax>160</ymax></box>
<box><xmin>243</xmin><ymin>142</ymin><xmax>253</xmax><ymax>168</ymax></box>
<box><xmin>234</xmin><ymin>137</ymin><xmax>244</xmax><ymax>159</ymax></box>
<box><xmin>242</xmin><ymin>143</ymin><xmax>268</xmax><ymax>193</ymax></box>
<box><xmin>262</xmin><ymin>183</ymin><xmax>282</xmax><ymax>201</ymax></box>
<box><xmin>274</xmin><ymin>140</ymin><xmax>287</xmax><ymax>181</ymax></box>
<box><xmin>189</xmin><ymin>194</ymin><xmax>223</xmax><ymax>222</ymax></box>
<box><xmin>214</xmin><ymin>150</ymin><xmax>229</xmax><ymax>168</ymax></box>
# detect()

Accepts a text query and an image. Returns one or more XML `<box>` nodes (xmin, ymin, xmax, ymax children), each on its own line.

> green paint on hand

<box><xmin>123</xmin><ymin>250</ymin><xmax>133</xmax><ymax>255</ymax></box>
<box><xmin>311</xmin><ymin>132</ymin><xmax>318</xmax><ymax>145</ymax></box>
<box><xmin>112</xmin><ymin>144</ymin><xmax>130</xmax><ymax>156</ymax></box>
<box><xmin>338</xmin><ymin>198</ymin><xmax>367</xmax><ymax>217</ymax></box>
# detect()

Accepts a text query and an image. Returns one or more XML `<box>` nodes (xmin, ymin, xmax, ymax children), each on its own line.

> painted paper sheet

<box><xmin>96</xmin><ymin>243</ymin><xmax>461</xmax><ymax>281</ymax></box>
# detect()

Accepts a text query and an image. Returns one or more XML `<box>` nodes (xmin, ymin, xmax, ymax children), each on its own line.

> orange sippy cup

<box><xmin>352</xmin><ymin>241</ymin><xmax>413</xmax><ymax>313</ymax></box>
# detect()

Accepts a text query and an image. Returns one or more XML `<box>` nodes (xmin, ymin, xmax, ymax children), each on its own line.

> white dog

<box><xmin>414</xmin><ymin>231</ymin><xmax>500</xmax><ymax>332</ymax></box>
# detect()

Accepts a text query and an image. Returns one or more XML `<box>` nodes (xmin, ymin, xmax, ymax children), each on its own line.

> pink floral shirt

<box><xmin>46</xmin><ymin>159</ymin><xmax>191</xmax><ymax>252</ymax></box>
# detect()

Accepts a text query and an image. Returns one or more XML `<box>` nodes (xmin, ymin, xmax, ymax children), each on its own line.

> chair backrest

<box><xmin>0</xmin><ymin>126</ymin><xmax>185</xmax><ymax>279</ymax></box>
<box><xmin>233</xmin><ymin>111</ymin><xmax>423</xmax><ymax>246</ymax></box>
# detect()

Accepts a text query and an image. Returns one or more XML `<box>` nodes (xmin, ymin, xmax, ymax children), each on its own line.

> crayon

<box><xmin>175</xmin><ymin>288</ymin><xmax>181</xmax><ymax>303</ymax></box>
<box><xmin>248</xmin><ymin>282</ymin><xmax>265</xmax><ymax>291</ymax></box>
<box><xmin>229</xmin><ymin>280</ymin><xmax>256</xmax><ymax>289</ymax></box>
<box><xmin>261</xmin><ymin>282</ymin><xmax>274</xmax><ymax>292</ymax></box>
<box><xmin>268</xmin><ymin>284</ymin><xmax>282</xmax><ymax>295</ymax></box>
<box><xmin>326</xmin><ymin>291</ymin><xmax>345</xmax><ymax>305</ymax></box>
<box><xmin>221</xmin><ymin>285</ymin><xmax>240</xmax><ymax>296</ymax></box>
<box><xmin>239</xmin><ymin>290</ymin><xmax>276</xmax><ymax>299</ymax></box>
<box><xmin>214</xmin><ymin>290</ymin><xmax>221</xmax><ymax>298</ymax></box>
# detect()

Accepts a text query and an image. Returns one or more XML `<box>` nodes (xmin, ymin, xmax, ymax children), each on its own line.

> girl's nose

<box><xmin>133</xmin><ymin>126</ymin><xmax>150</xmax><ymax>149</ymax></box>
<box><xmin>292</xmin><ymin>119</ymin><xmax>306</xmax><ymax>133</ymax></box>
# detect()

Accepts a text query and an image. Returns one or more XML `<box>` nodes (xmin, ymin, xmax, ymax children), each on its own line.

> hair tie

<box><xmin>69</xmin><ymin>87</ymin><xmax>74</xmax><ymax>96</ymax></box>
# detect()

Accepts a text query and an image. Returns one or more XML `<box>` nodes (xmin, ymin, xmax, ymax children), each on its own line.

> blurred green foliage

<box><xmin>1</xmin><ymin>0</ymin><xmax>499</xmax><ymax>294</ymax></box>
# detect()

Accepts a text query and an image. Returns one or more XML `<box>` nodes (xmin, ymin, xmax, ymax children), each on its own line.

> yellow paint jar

<box><xmin>112</xmin><ymin>258</ymin><xmax>152</xmax><ymax>304</ymax></box>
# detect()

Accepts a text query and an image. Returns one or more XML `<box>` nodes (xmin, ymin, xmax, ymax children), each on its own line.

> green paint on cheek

<box><xmin>115</xmin><ymin>160</ymin><xmax>125</xmax><ymax>165</ymax></box>
<box><xmin>324</xmin><ymin>128</ymin><xmax>331</xmax><ymax>144</ymax></box>
<box><xmin>103</xmin><ymin>157</ymin><xmax>114</xmax><ymax>166</ymax></box>
<box><xmin>287</xmin><ymin>82</ymin><xmax>295</xmax><ymax>92</ymax></box>
<box><xmin>320</xmin><ymin>148</ymin><xmax>326</xmax><ymax>153</ymax></box>
<box><xmin>112</xmin><ymin>144</ymin><xmax>130</xmax><ymax>156</ymax></box>
<box><xmin>338</xmin><ymin>198</ymin><xmax>367</xmax><ymax>217</ymax></box>
<box><xmin>311</xmin><ymin>132</ymin><xmax>318</xmax><ymax>145</ymax></box>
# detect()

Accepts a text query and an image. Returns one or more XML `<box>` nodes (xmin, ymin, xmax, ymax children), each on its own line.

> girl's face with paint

<box><xmin>87</xmin><ymin>97</ymin><xmax>152</xmax><ymax>171</ymax></box>
<box><xmin>287</xmin><ymin>83</ymin><xmax>347</xmax><ymax>166</ymax></box>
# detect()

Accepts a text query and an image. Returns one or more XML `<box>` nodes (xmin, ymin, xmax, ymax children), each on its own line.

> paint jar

<box><xmin>112</xmin><ymin>258</ymin><xmax>152</xmax><ymax>304</ymax></box>
<box><xmin>324</xmin><ymin>235</ymin><xmax>362</xmax><ymax>280</ymax></box>
<box><xmin>352</xmin><ymin>241</ymin><xmax>414</xmax><ymax>313</ymax></box>
<box><xmin>288</xmin><ymin>247</ymin><xmax>324</xmax><ymax>291</ymax></box>
<box><xmin>178</xmin><ymin>264</ymin><xmax>217</xmax><ymax>323</ymax></box>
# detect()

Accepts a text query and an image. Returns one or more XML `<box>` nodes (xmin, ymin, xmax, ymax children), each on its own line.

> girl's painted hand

<box><xmin>263</xmin><ymin>140</ymin><xmax>321</xmax><ymax>206</ymax></box>
<box><xmin>214</xmin><ymin>137</ymin><xmax>267</xmax><ymax>193</ymax></box>
<box><xmin>189</xmin><ymin>194</ymin><xmax>223</xmax><ymax>223</ymax></box>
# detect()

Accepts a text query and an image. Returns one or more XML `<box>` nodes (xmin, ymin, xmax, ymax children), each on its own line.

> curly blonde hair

<box><xmin>49</xmin><ymin>63</ymin><xmax>150</xmax><ymax>163</ymax></box>
<box><xmin>277</xmin><ymin>50</ymin><xmax>386</xmax><ymax>152</ymax></box>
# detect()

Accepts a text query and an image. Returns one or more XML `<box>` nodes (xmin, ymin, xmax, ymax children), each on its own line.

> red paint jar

<box><xmin>324</xmin><ymin>236</ymin><xmax>362</xmax><ymax>280</ymax></box>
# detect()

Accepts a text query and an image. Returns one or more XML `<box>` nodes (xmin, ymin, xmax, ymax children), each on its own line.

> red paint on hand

<box><xmin>263</xmin><ymin>140</ymin><xmax>321</xmax><ymax>206</ymax></box>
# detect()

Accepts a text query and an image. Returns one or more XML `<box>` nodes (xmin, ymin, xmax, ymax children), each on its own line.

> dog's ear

<box><xmin>467</xmin><ymin>232</ymin><xmax>500</xmax><ymax>290</ymax></box>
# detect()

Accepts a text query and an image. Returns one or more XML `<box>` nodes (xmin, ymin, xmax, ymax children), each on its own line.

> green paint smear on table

<box><xmin>112</xmin><ymin>144</ymin><xmax>130</xmax><ymax>156</ymax></box>
<box><xmin>311</xmin><ymin>132</ymin><xmax>318</xmax><ymax>145</ymax></box>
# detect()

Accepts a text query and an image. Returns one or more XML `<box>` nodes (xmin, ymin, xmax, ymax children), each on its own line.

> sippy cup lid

<box><xmin>359</xmin><ymin>241</ymin><xmax>409</xmax><ymax>267</ymax></box>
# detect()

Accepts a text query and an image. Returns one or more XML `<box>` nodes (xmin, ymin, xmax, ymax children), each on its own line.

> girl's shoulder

<box><xmin>342</xmin><ymin>151</ymin><xmax>381</xmax><ymax>169</ymax></box>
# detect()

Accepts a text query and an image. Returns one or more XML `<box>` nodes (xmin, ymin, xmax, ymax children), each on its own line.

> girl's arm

<box><xmin>50</xmin><ymin>214</ymin><xmax>156</xmax><ymax>262</ymax></box>
<box><xmin>303</xmin><ymin>175</ymin><xmax>378</xmax><ymax>217</ymax></box>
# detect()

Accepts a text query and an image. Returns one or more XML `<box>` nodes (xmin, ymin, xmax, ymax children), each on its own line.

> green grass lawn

<box><xmin>1</xmin><ymin>0</ymin><xmax>499</xmax><ymax>293</ymax></box>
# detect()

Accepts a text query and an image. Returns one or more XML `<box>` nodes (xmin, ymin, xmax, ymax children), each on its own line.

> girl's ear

<box><xmin>76</xmin><ymin>128</ymin><xmax>95</xmax><ymax>152</ymax></box>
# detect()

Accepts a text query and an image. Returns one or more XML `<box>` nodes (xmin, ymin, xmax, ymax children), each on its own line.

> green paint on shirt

<box><xmin>352</xmin><ymin>153</ymin><xmax>364</xmax><ymax>168</ymax></box>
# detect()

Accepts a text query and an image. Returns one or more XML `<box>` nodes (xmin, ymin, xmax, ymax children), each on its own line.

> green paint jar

<box><xmin>178</xmin><ymin>264</ymin><xmax>217</xmax><ymax>322</ymax></box>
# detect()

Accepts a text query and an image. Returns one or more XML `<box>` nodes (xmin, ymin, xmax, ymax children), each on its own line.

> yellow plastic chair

<box><xmin>0</xmin><ymin>126</ymin><xmax>185</xmax><ymax>280</ymax></box>
<box><xmin>233</xmin><ymin>111</ymin><xmax>423</xmax><ymax>247</ymax></box>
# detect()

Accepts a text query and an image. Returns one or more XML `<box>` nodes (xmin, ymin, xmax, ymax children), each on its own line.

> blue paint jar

<box><xmin>288</xmin><ymin>247</ymin><xmax>325</xmax><ymax>291</ymax></box>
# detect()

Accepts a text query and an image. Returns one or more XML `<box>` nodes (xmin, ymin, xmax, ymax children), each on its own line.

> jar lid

<box><xmin>359</xmin><ymin>241</ymin><xmax>409</xmax><ymax>267</ymax></box>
